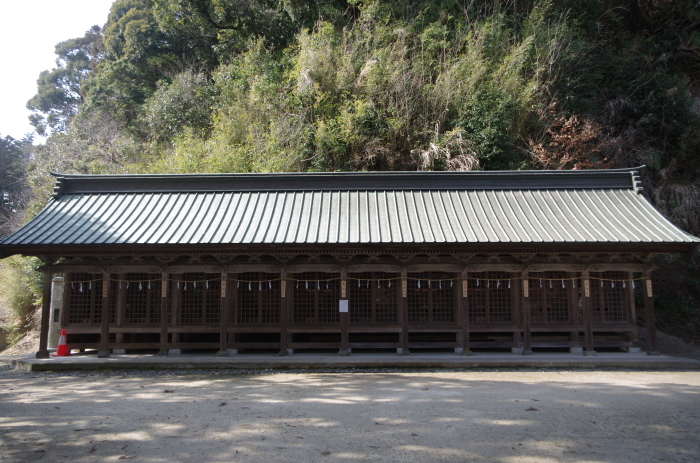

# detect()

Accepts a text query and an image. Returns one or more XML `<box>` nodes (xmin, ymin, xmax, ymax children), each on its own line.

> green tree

<box><xmin>27</xmin><ymin>26</ymin><xmax>103</xmax><ymax>136</ymax></box>
<box><xmin>0</xmin><ymin>135</ymin><xmax>33</xmax><ymax>237</ymax></box>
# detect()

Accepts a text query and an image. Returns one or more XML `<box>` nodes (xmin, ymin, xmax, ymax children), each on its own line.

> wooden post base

<box><xmin>97</xmin><ymin>350</ymin><xmax>111</xmax><ymax>358</ymax></box>
<box><xmin>35</xmin><ymin>350</ymin><xmax>50</xmax><ymax>359</ymax></box>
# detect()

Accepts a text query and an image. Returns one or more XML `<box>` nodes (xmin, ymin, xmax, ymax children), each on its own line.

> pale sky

<box><xmin>0</xmin><ymin>0</ymin><xmax>115</xmax><ymax>141</ymax></box>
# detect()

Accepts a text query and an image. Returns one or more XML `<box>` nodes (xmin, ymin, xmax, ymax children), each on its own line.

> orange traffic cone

<box><xmin>53</xmin><ymin>329</ymin><xmax>70</xmax><ymax>356</ymax></box>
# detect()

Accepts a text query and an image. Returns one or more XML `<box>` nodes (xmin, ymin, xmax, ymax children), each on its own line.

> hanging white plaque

<box><xmin>339</xmin><ymin>300</ymin><xmax>348</xmax><ymax>313</ymax></box>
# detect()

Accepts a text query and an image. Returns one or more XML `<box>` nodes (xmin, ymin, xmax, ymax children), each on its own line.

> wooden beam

<box><xmin>643</xmin><ymin>270</ymin><xmax>660</xmax><ymax>355</ymax></box>
<box><xmin>521</xmin><ymin>271</ymin><xmax>533</xmax><ymax>355</ymax></box>
<box><xmin>97</xmin><ymin>273</ymin><xmax>111</xmax><ymax>357</ymax></box>
<box><xmin>582</xmin><ymin>271</ymin><xmax>596</xmax><ymax>356</ymax></box>
<box><xmin>36</xmin><ymin>265</ymin><xmax>53</xmax><ymax>359</ymax></box>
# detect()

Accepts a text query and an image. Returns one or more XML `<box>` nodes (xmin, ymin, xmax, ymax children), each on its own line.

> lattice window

<box><xmin>529</xmin><ymin>272</ymin><xmax>571</xmax><ymax>323</ymax></box>
<box><xmin>67</xmin><ymin>273</ymin><xmax>103</xmax><ymax>325</ymax></box>
<box><xmin>236</xmin><ymin>273</ymin><xmax>281</xmax><ymax>324</ymax></box>
<box><xmin>467</xmin><ymin>272</ymin><xmax>512</xmax><ymax>323</ymax></box>
<box><xmin>407</xmin><ymin>272</ymin><xmax>456</xmax><ymax>324</ymax></box>
<box><xmin>292</xmin><ymin>272</ymin><xmax>340</xmax><ymax>324</ymax></box>
<box><xmin>179</xmin><ymin>273</ymin><xmax>220</xmax><ymax>325</ymax></box>
<box><xmin>123</xmin><ymin>273</ymin><xmax>162</xmax><ymax>325</ymax></box>
<box><xmin>590</xmin><ymin>271</ymin><xmax>628</xmax><ymax>323</ymax></box>
<box><xmin>348</xmin><ymin>272</ymin><xmax>398</xmax><ymax>324</ymax></box>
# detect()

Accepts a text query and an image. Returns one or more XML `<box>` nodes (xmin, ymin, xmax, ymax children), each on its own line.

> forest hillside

<box><xmin>1</xmin><ymin>0</ymin><xmax>699</xmax><ymax>344</ymax></box>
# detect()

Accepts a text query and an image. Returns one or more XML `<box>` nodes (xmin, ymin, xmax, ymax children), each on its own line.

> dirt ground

<box><xmin>0</xmin><ymin>368</ymin><xmax>698</xmax><ymax>463</ymax></box>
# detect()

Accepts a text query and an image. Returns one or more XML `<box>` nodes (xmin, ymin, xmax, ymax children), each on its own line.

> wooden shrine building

<box><xmin>1</xmin><ymin>168</ymin><xmax>698</xmax><ymax>358</ymax></box>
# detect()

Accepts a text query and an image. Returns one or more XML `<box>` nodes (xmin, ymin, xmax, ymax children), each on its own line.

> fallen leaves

<box><xmin>219</xmin><ymin>402</ymin><xmax>227</xmax><ymax>406</ymax></box>
<box><xmin>163</xmin><ymin>390</ymin><xmax>174</xmax><ymax>393</ymax></box>
<box><xmin>321</xmin><ymin>450</ymin><xmax>331</xmax><ymax>456</ymax></box>
<box><xmin>525</xmin><ymin>407</ymin><xmax>538</xmax><ymax>411</ymax></box>
<box><xmin>118</xmin><ymin>456</ymin><xmax>136</xmax><ymax>460</ymax></box>
<box><xmin>87</xmin><ymin>445</ymin><xmax>96</xmax><ymax>453</ymax></box>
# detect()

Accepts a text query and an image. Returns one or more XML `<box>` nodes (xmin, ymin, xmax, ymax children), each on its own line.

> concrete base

<box><xmin>226</xmin><ymin>349</ymin><xmax>239</xmax><ymax>355</ymax></box>
<box><xmin>112</xmin><ymin>349</ymin><xmax>126</xmax><ymax>355</ymax></box>
<box><xmin>168</xmin><ymin>349</ymin><xmax>182</xmax><ymax>355</ymax></box>
<box><xmin>511</xmin><ymin>347</ymin><xmax>524</xmax><ymax>354</ymax></box>
<box><xmin>461</xmin><ymin>350</ymin><xmax>474</xmax><ymax>356</ymax></box>
<box><xmin>13</xmin><ymin>351</ymin><xmax>700</xmax><ymax>372</ymax></box>
<box><xmin>569</xmin><ymin>347</ymin><xmax>584</xmax><ymax>354</ymax></box>
<box><xmin>647</xmin><ymin>351</ymin><xmax>661</xmax><ymax>356</ymax></box>
<box><xmin>215</xmin><ymin>350</ymin><xmax>229</xmax><ymax>357</ymax></box>
<box><xmin>522</xmin><ymin>350</ymin><xmax>534</xmax><ymax>356</ymax></box>
<box><xmin>584</xmin><ymin>350</ymin><xmax>597</xmax><ymax>356</ymax></box>
<box><xmin>454</xmin><ymin>347</ymin><xmax>463</xmax><ymax>354</ymax></box>
<box><xmin>337</xmin><ymin>350</ymin><xmax>351</xmax><ymax>356</ymax></box>
<box><xmin>397</xmin><ymin>348</ymin><xmax>411</xmax><ymax>356</ymax></box>
<box><xmin>97</xmin><ymin>350</ymin><xmax>111</xmax><ymax>358</ymax></box>
<box><xmin>626</xmin><ymin>347</ymin><xmax>642</xmax><ymax>353</ymax></box>
<box><xmin>155</xmin><ymin>351</ymin><xmax>168</xmax><ymax>357</ymax></box>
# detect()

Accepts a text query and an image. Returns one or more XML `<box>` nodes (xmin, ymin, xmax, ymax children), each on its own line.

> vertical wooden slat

<box><xmin>97</xmin><ymin>272</ymin><xmax>111</xmax><ymax>357</ymax></box>
<box><xmin>217</xmin><ymin>272</ymin><xmax>229</xmax><ymax>356</ymax></box>
<box><xmin>279</xmin><ymin>270</ymin><xmax>289</xmax><ymax>356</ymax></box>
<box><xmin>522</xmin><ymin>272</ymin><xmax>533</xmax><ymax>355</ymax></box>
<box><xmin>582</xmin><ymin>270</ymin><xmax>596</xmax><ymax>355</ymax></box>
<box><xmin>643</xmin><ymin>270</ymin><xmax>660</xmax><ymax>355</ymax></box>
<box><xmin>399</xmin><ymin>269</ymin><xmax>410</xmax><ymax>355</ymax></box>
<box><xmin>36</xmin><ymin>265</ymin><xmax>53</xmax><ymax>359</ymax></box>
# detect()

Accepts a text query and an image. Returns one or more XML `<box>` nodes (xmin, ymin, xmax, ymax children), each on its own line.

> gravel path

<box><xmin>0</xmin><ymin>364</ymin><xmax>698</xmax><ymax>463</ymax></box>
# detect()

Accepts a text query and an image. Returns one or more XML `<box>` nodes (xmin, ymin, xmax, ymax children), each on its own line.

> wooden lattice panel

<box><xmin>236</xmin><ymin>272</ymin><xmax>281</xmax><ymax>324</ymax></box>
<box><xmin>590</xmin><ymin>271</ymin><xmax>628</xmax><ymax>323</ymax></box>
<box><xmin>407</xmin><ymin>272</ymin><xmax>456</xmax><ymax>324</ymax></box>
<box><xmin>529</xmin><ymin>272</ymin><xmax>571</xmax><ymax>323</ymax></box>
<box><xmin>348</xmin><ymin>272</ymin><xmax>398</xmax><ymax>324</ymax></box>
<box><xmin>179</xmin><ymin>272</ymin><xmax>220</xmax><ymax>325</ymax></box>
<box><xmin>292</xmin><ymin>272</ymin><xmax>340</xmax><ymax>324</ymax></box>
<box><xmin>67</xmin><ymin>273</ymin><xmax>103</xmax><ymax>325</ymax></box>
<box><xmin>467</xmin><ymin>272</ymin><xmax>512</xmax><ymax>324</ymax></box>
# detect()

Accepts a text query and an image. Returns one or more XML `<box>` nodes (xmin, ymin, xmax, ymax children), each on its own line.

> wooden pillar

<box><xmin>582</xmin><ymin>271</ymin><xmax>596</xmax><ymax>356</ymax></box>
<box><xmin>338</xmin><ymin>270</ymin><xmax>349</xmax><ymax>356</ymax></box>
<box><xmin>97</xmin><ymin>272</ymin><xmax>111</xmax><ymax>358</ymax></box>
<box><xmin>643</xmin><ymin>270</ymin><xmax>660</xmax><ymax>355</ymax></box>
<box><xmin>521</xmin><ymin>272</ymin><xmax>533</xmax><ymax>355</ymax></box>
<box><xmin>170</xmin><ymin>274</ymin><xmax>181</xmax><ymax>347</ymax></box>
<box><xmin>626</xmin><ymin>271</ymin><xmax>638</xmax><ymax>344</ymax></box>
<box><xmin>217</xmin><ymin>272</ymin><xmax>229</xmax><ymax>356</ymax></box>
<box><xmin>279</xmin><ymin>270</ymin><xmax>289</xmax><ymax>356</ymax></box>
<box><xmin>157</xmin><ymin>273</ymin><xmax>169</xmax><ymax>356</ymax></box>
<box><xmin>399</xmin><ymin>269</ymin><xmax>410</xmax><ymax>355</ymax></box>
<box><xmin>36</xmin><ymin>264</ymin><xmax>53</xmax><ymax>359</ymax></box>
<box><xmin>460</xmin><ymin>272</ymin><xmax>472</xmax><ymax>355</ymax></box>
